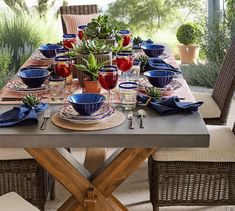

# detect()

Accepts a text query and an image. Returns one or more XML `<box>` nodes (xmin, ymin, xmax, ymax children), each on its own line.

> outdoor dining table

<box><xmin>0</xmin><ymin>53</ymin><xmax>210</xmax><ymax>211</ymax></box>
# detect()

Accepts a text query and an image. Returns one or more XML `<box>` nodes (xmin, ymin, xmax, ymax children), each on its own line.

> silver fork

<box><xmin>40</xmin><ymin>108</ymin><xmax>51</xmax><ymax>130</ymax></box>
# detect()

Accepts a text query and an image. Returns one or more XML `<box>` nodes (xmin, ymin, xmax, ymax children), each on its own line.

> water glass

<box><xmin>49</xmin><ymin>76</ymin><xmax>65</xmax><ymax>102</ymax></box>
<box><xmin>119</xmin><ymin>82</ymin><xmax>138</xmax><ymax>110</ymax></box>
<box><xmin>128</xmin><ymin>59</ymin><xmax>141</xmax><ymax>81</ymax></box>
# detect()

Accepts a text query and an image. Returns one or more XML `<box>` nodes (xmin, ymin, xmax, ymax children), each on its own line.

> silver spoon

<box><xmin>137</xmin><ymin>109</ymin><xmax>146</xmax><ymax>128</ymax></box>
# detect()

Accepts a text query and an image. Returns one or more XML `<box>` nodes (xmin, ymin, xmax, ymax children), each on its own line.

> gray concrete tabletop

<box><xmin>0</xmin><ymin>104</ymin><xmax>209</xmax><ymax>148</ymax></box>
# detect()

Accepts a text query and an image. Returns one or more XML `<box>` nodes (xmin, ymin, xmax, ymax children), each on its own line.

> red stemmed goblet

<box><xmin>54</xmin><ymin>56</ymin><xmax>72</xmax><ymax>85</ymax></box>
<box><xmin>63</xmin><ymin>34</ymin><xmax>77</xmax><ymax>49</ymax></box>
<box><xmin>119</xmin><ymin>30</ymin><xmax>131</xmax><ymax>47</ymax></box>
<box><xmin>77</xmin><ymin>25</ymin><xmax>87</xmax><ymax>40</ymax></box>
<box><xmin>98</xmin><ymin>66</ymin><xmax>118</xmax><ymax>105</ymax></box>
<box><xmin>116</xmin><ymin>51</ymin><xmax>133</xmax><ymax>80</ymax></box>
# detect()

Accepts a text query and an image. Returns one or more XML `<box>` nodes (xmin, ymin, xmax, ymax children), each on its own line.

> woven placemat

<box><xmin>51</xmin><ymin>110</ymin><xmax>126</xmax><ymax>131</ymax></box>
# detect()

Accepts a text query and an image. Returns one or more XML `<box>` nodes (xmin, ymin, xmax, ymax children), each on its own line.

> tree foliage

<box><xmin>2</xmin><ymin>0</ymin><xmax>28</xmax><ymax>13</ymax></box>
<box><xmin>2</xmin><ymin>0</ymin><xmax>56</xmax><ymax>17</ymax></box>
<box><xmin>106</xmin><ymin>0</ymin><xmax>204</xmax><ymax>35</ymax></box>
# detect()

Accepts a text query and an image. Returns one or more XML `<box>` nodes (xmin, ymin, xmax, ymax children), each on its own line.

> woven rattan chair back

<box><xmin>148</xmin><ymin>121</ymin><xmax>235</xmax><ymax>210</ymax></box>
<box><xmin>212</xmin><ymin>37</ymin><xmax>235</xmax><ymax>124</ymax></box>
<box><xmin>60</xmin><ymin>5</ymin><xmax>98</xmax><ymax>34</ymax></box>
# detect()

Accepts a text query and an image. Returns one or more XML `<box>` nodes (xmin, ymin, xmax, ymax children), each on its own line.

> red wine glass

<box><xmin>98</xmin><ymin>66</ymin><xmax>118</xmax><ymax>105</ymax></box>
<box><xmin>54</xmin><ymin>56</ymin><xmax>73</xmax><ymax>85</ymax></box>
<box><xmin>63</xmin><ymin>34</ymin><xmax>77</xmax><ymax>49</ymax></box>
<box><xmin>119</xmin><ymin>30</ymin><xmax>131</xmax><ymax>47</ymax></box>
<box><xmin>116</xmin><ymin>51</ymin><xmax>133</xmax><ymax>80</ymax></box>
<box><xmin>77</xmin><ymin>25</ymin><xmax>87</xmax><ymax>40</ymax></box>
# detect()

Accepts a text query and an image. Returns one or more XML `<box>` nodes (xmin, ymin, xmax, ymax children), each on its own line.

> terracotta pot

<box><xmin>84</xmin><ymin>80</ymin><xmax>101</xmax><ymax>93</ymax></box>
<box><xmin>177</xmin><ymin>44</ymin><xmax>199</xmax><ymax>64</ymax></box>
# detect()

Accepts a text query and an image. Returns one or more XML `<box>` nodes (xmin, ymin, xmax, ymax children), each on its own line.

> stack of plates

<box><xmin>58</xmin><ymin>103</ymin><xmax>115</xmax><ymax>124</ymax></box>
<box><xmin>7</xmin><ymin>80</ymin><xmax>49</xmax><ymax>93</ymax></box>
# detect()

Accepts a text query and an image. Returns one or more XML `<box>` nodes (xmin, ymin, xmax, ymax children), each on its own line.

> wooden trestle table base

<box><xmin>25</xmin><ymin>148</ymin><xmax>155</xmax><ymax>211</ymax></box>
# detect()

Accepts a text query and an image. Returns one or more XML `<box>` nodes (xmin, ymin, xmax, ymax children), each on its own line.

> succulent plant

<box><xmin>138</xmin><ymin>55</ymin><xmax>149</xmax><ymax>64</ymax></box>
<box><xmin>112</xmin><ymin>39</ymin><xmax>132</xmax><ymax>55</ymax></box>
<box><xmin>84</xmin><ymin>15</ymin><xmax>118</xmax><ymax>40</ymax></box>
<box><xmin>67</xmin><ymin>39</ymin><xmax>112</xmax><ymax>56</ymax></box>
<box><xmin>133</xmin><ymin>36</ymin><xmax>143</xmax><ymax>46</ymax></box>
<box><xmin>74</xmin><ymin>53</ymin><xmax>108</xmax><ymax>81</ymax></box>
<box><xmin>22</xmin><ymin>93</ymin><xmax>40</xmax><ymax>107</ymax></box>
<box><xmin>145</xmin><ymin>87</ymin><xmax>162</xmax><ymax>99</ymax></box>
<box><xmin>138</xmin><ymin>55</ymin><xmax>149</xmax><ymax>72</ymax></box>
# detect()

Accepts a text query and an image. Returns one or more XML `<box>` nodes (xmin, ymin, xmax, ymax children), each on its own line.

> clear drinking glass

<box><xmin>119</xmin><ymin>82</ymin><xmax>138</xmax><ymax>110</ymax></box>
<box><xmin>128</xmin><ymin>59</ymin><xmax>141</xmax><ymax>81</ymax></box>
<box><xmin>49</xmin><ymin>76</ymin><xmax>65</xmax><ymax>102</ymax></box>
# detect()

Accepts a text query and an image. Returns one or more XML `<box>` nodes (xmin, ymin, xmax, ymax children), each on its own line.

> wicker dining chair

<box><xmin>193</xmin><ymin>38</ymin><xmax>235</xmax><ymax>125</ymax></box>
<box><xmin>148</xmin><ymin>122</ymin><xmax>235</xmax><ymax>211</ymax></box>
<box><xmin>0</xmin><ymin>150</ymin><xmax>55</xmax><ymax>211</ymax></box>
<box><xmin>60</xmin><ymin>4</ymin><xmax>98</xmax><ymax>34</ymax></box>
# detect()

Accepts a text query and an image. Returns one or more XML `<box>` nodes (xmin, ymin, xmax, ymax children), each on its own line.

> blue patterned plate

<box><xmin>58</xmin><ymin>104</ymin><xmax>115</xmax><ymax>124</ymax></box>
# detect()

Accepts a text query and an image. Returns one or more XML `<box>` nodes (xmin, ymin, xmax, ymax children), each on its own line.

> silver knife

<box><xmin>127</xmin><ymin>111</ymin><xmax>135</xmax><ymax>129</ymax></box>
<box><xmin>40</xmin><ymin>108</ymin><xmax>51</xmax><ymax>130</ymax></box>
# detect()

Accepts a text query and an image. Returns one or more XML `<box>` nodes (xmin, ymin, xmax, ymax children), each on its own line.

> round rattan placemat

<box><xmin>51</xmin><ymin>110</ymin><xmax>126</xmax><ymax>131</ymax></box>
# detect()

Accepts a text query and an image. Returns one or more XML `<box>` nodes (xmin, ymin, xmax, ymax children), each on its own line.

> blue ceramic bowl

<box><xmin>141</xmin><ymin>44</ymin><xmax>165</xmax><ymax>57</ymax></box>
<box><xmin>39</xmin><ymin>44</ymin><xmax>63</xmax><ymax>58</ymax></box>
<box><xmin>144</xmin><ymin>70</ymin><xmax>176</xmax><ymax>88</ymax></box>
<box><xmin>68</xmin><ymin>94</ymin><xmax>106</xmax><ymax>116</ymax></box>
<box><xmin>18</xmin><ymin>68</ymin><xmax>50</xmax><ymax>88</ymax></box>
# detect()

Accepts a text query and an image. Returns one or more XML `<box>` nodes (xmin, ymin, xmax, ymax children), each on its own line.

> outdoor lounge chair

<box><xmin>60</xmin><ymin>4</ymin><xmax>98</xmax><ymax>34</ymax></box>
<box><xmin>148</xmin><ymin>121</ymin><xmax>235</xmax><ymax>211</ymax></box>
<box><xmin>193</xmin><ymin>37</ymin><xmax>235</xmax><ymax>125</ymax></box>
<box><xmin>0</xmin><ymin>149</ymin><xmax>55</xmax><ymax>211</ymax></box>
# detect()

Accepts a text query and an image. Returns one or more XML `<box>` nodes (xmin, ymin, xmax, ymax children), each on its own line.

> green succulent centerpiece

<box><xmin>22</xmin><ymin>93</ymin><xmax>40</xmax><ymax>108</ymax></box>
<box><xmin>74</xmin><ymin>53</ymin><xmax>107</xmax><ymax>81</ymax></box>
<box><xmin>70</xmin><ymin>39</ymin><xmax>112</xmax><ymax>55</ymax></box>
<box><xmin>84</xmin><ymin>15</ymin><xmax>119</xmax><ymax>40</ymax></box>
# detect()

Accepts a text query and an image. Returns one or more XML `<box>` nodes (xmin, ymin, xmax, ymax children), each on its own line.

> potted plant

<box><xmin>67</xmin><ymin>39</ymin><xmax>113</xmax><ymax>86</ymax></box>
<box><xmin>74</xmin><ymin>53</ymin><xmax>107</xmax><ymax>93</ymax></box>
<box><xmin>84</xmin><ymin>15</ymin><xmax>119</xmax><ymax>45</ymax></box>
<box><xmin>176</xmin><ymin>23</ymin><xmax>203</xmax><ymax>64</ymax></box>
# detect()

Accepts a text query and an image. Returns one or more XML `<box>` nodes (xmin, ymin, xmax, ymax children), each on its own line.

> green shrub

<box><xmin>0</xmin><ymin>9</ymin><xmax>62</xmax><ymax>89</ymax></box>
<box><xmin>176</xmin><ymin>23</ymin><xmax>203</xmax><ymax>45</ymax></box>
<box><xmin>181</xmin><ymin>61</ymin><xmax>220</xmax><ymax>88</ymax></box>
<box><xmin>0</xmin><ymin>46</ymin><xmax>14</xmax><ymax>89</ymax></box>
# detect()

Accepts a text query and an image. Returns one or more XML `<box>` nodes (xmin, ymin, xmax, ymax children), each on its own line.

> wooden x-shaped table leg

<box><xmin>25</xmin><ymin>147</ymin><xmax>155</xmax><ymax>211</ymax></box>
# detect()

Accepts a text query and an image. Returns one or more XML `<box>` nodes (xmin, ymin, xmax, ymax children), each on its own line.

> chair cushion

<box><xmin>0</xmin><ymin>148</ymin><xmax>32</xmax><ymax>160</ymax></box>
<box><xmin>0</xmin><ymin>192</ymin><xmax>39</xmax><ymax>211</ymax></box>
<box><xmin>193</xmin><ymin>92</ymin><xmax>221</xmax><ymax>118</ymax></box>
<box><xmin>62</xmin><ymin>14</ymin><xmax>100</xmax><ymax>34</ymax></box>
<box><xmin>152</xmin><ymin>125</ymin><xmax>235</xmax><ymax>162</ymax></box>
